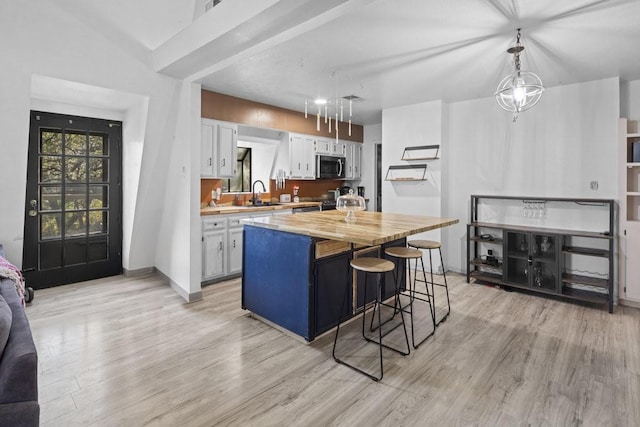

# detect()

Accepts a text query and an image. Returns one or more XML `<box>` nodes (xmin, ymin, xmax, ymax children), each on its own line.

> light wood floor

<box><xmin>26</xmin><ymin>272</ymin><xmax>640</xmax><ymax>426</ymax></box>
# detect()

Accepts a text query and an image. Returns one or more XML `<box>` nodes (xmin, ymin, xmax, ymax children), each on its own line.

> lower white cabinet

<box><xmin>621</xmin><ymin>222</ymin><xmax>640</xmax><ymax>302</ymax></box>
<box><xmin>202</xmin><ymin>218</ymin><xmax>227</xmax><ymax>280</ymax></box>
<box><xmin>202</xmin><ymin>210</ymin><xmax>293</xmax><ymax>282</ymax></box>
<box><xmin>227</xmin><ymin>216</ymin><xmax>244</xmax><ymax>276</ymax></box>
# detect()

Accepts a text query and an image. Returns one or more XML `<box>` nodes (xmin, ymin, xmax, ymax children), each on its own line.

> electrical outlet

<box><xmin>590</xmin><ymin>180</ymin><xmax>599</xmax><ymax>191</ymax></box>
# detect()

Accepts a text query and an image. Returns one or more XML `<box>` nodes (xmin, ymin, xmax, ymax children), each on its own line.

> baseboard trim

<box><xmin>156</xmin><ymin>268</ymin><xmax>203</xmax><ymax>303</ymax></box>
<box><xmin>123</xmin><ymin>266</ymin><xmax>156</xmax><ymax>278</ymax></box>
<box><xmin>619</xmin><ymin>298</ymin><xmax>640</xmax><ymax>309</ymax></box>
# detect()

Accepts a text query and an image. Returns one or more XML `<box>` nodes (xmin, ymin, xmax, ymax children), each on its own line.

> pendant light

<box><xmin>307</xmin><ymin>95</ymin><xmax>356</xmax><ymax>136</ymax></box>
<box><xmin>495</xmin><ymin>28</ymin><xmax>544</xmax><ymax>121</ymax></box>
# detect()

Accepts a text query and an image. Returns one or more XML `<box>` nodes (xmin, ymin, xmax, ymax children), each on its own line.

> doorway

<box><xmin>23</xmin><ymin>111</ymin><xmax>123</xmax><ymax>289</ymax></box>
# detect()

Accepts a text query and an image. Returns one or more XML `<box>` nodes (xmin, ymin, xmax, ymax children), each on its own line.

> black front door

<box><xmin>23</xmin><ymin>111</ymin><xmax>122</xmax><ymax>289</ymax></box>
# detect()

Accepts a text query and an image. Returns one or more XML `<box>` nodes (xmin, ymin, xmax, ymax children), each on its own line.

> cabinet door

<box><xmin>201</xmin><ymin>121</ymin><xmax>214</xmax><ymax>177</ymax></box>
<box><xmin>330</xmin><ymin>141</ymin><xmax>345</xmax><ymax>157</ymax></box>
<box><xmin>315</xmin><ymin>252</ymin><xmax>352</xmax><ymax>335</ymax></box>
<box><xmin>290</xmin><ymin>135</ymin><xmax>315</xmax><ymax>179</ymax></box>
<box><xmin>216</xmin><ymin>122</ymin><xmax>237</xmax><ymax>178</ymax></box>
<box><xmin>203</xmin><ymin>231</ymin><xmax>225</xmax><ymax>279</ymax></box>
<box><xmin>623</xmin><ymin>225</ymin><xmax>640</xmax><ymax>301</ymax></box>
<box><xmin>504</xmin><ymin>231</ymin><xmax>530</xmax><ymax>286</ymax></box>
<box><xmin>289</xmin><ymin>136</ymin><xmax>305</xmax><ymax>178</ymax></box>
<box><xmin>352</xmin><ymin>143</ymin><xmax>362</xmax><ymax>179</ymax></box>
<box><xmin>531</xmin><ymin>233</ymin><xmax>559</xmax><ymax>292</ymax></box>
<box><xmin>344</xmin><ymin>142</ymin><xmax>354</xmax><ymax>179</ymax></box>
<box><xmin>228</xmin><ymin>227</ymin><xmax>243</xmax><ymax>275</ymax></box>
<box><xmin>314</xmin><ymin>138</ymin><xmax>330</xmax><ymax>155</ymax></box>
<box><xmin>302</xmin><ymin>137</ymin><xmax>315</xmax><ymax>179</ymax></box>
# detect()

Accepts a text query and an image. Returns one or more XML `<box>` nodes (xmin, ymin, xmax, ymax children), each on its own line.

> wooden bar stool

<box><xmin>332</xmin><ymin>257</ymin><xmax>410</xmax><ymax>382</ymax></box>
<box><xmin>408</xmin><ymin>239</ymin><xmax>451</xmax><ymax>326</ymax></box>
<box><xmin>384</xmin><ymin>246</ymin><xmax>435</xmax><ymax>349</ymax></box>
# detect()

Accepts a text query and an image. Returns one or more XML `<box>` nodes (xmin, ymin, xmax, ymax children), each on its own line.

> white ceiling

<box><xmin>59</xmin><ymin>0</ymin><xmax>640</xmax><ymax>125</ymax></box>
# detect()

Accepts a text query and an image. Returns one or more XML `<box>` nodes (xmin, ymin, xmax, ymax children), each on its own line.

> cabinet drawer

<box><xmin>315</xmin><ymin>240</ymin><xmax>351</xmax><ymax>259</ymax></box>
<box><xmin>202</xmin><ymin>218</ymin><xmax>227</xmax><ymax>231</ymax></box>
<box><xmin>227</xmin><ymin>217</ymin><xmax>243</xmax><ymax>228</ymax></box>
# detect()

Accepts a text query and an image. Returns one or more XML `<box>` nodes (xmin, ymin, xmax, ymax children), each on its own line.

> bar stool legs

<box><xmin>409</xmin><ymin>240</ymin><xmax>451</xmax><ymax>326</ymax></box>
<box><xmin>332</xmin><ymin>257</ymin><xmax>410</xmax><ymax>382</ymax></box>
<box><xmin>384</xmin><ymin>247</ymin><xmax>435</xmax><ymax>349</ymax></box>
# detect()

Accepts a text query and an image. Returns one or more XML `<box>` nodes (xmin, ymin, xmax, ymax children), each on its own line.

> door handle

<box><xmin>28</xmin><ymin>199</ymin><xmax>37</xmax><ymax>216</ymax></box>
<box><xmin>222</xmin><ymin>159</ymin><xmax>226</xmax><ymax>167</ymax></box>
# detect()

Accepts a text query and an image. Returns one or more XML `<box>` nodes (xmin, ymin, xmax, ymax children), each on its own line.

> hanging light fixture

<box><xmin>305</xmin><ymin>95</ymin><xmax>358</xmax><ymax>136</ymax></box>
<box><xmin>495</xmin><ymin>28</ymin><xmax>544</xmax><ymax>121</ymax></box>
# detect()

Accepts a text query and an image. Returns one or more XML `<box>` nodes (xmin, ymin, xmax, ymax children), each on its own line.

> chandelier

<box><xmin>495</xmin><ymin>28</ymin><xmax>544</xmax><ymax>121</ymax></box>
<box><xmin>305</xmin><ymin>96</ymin><xmax>355</xmax><ymax>137</ymax></box>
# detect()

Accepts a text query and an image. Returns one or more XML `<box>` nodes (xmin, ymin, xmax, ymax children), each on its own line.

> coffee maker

<box><xmin>339</xmin><ymin>185</ymin><xmax>351</xmax><ymax>195</ymax></box>
<box><xmin>357</xmin><ymin>186</ymin><xmax>365</xmax><ymax>197</ymax></box>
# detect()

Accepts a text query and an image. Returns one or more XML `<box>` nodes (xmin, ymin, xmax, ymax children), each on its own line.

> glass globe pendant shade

<box><xmin>495</xmin><ymin>70</ymin><xmax>544</xmax><ymax>114</ymax></box>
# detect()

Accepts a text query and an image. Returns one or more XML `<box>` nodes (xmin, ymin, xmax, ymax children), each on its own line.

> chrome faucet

<box><xmin>252</xmin><ymin>180</ymin><xmax>267</xmax><ymax>205</ymax></box>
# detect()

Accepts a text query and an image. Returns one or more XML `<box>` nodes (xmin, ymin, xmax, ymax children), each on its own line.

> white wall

<box><xmin>621</xmin><ymin>79</ymin><xmax>640</xmax><ymax>120</ymax></box>
<box><xmin>382</xmin><ymin>100</ymin><xmax>445</xmax><ymax>271</ymax></box>
<box><xmin>0</xmin><ymin>2</ymin><xmax>199</xmax><ymax>299</ymax></box>
<box><xmin>445</xmin><ymin>77</ymin><xmax>620</xmax><ymax>273</ymax></box>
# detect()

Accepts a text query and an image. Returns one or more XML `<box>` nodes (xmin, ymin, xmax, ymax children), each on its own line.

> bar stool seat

<box><xmin>384</xmin><ymin>246</ymin><xmax>435</xmax><ymax>349</ymax></box>
<box><xmin>351</xmin><ymin>257</ymin><xmax>395</xmax><ymax>272</ymax></box>
<box><xmin>332</xmin><ymin>256</ymin><xmax>410</xmax><ymax>382</ymax></box>
<box><xmin>408</xmin><ymin>239</ymin><xmax>450</xmax><ymax>326</ymax></box>
<box><xmin>408</xmin><ymin>239</ymin><xmax>440</xmax><ymax>250</ymax></box>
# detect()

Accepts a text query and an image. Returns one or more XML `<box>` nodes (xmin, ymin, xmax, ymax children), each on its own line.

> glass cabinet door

<box><xmin>530</xmin><ymin>233</ymin><xmax>558</xmax><ymax>291</ymax></box>
<box><xmin>505</xmin><ymin>231</ymin><xmax>529</xmax><ymax>286</ymax></box>
<box><xmin>504</xmin><ymin>231</ymin><xmax>559</xmax><ymax>291</ymax></box>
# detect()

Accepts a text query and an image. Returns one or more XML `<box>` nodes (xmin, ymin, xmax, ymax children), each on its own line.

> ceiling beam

<box><xmin>152</xmin><ymin>0</ymin><xmax>376</xmax><ymax>81</ymax></box>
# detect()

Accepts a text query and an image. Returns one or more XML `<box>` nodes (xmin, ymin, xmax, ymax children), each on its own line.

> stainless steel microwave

<box><xmin>316</xmin><ymin>155</ymin><xmax>345</xmax><ymax>179</ymax></box>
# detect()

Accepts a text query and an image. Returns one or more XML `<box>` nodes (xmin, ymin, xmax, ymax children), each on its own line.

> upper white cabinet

<box><xmin>201</xmin><ymin>119</ymin><xmax>238</xmax><ymax>178</ymax></box>
<box><xmin>314</xmin><ymin>138</ymin><xmax>331</xmax><ymax>155</ymax></box>
<box><xmin>330</xmin><ymin>140</ymin><xmax>346</xmax><ymax>157</ymax></box>
<box><xmin>344</xmin><ymin>141</ymin><xmax>362</xmax><ymax>180</ymax></box>
<box><xmin>289</xmin><ymin>134</ymin><xmax>315</xmax><ymax>179</ymax></box>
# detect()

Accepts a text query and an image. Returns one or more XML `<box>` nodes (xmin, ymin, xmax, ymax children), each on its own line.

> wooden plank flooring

<box><xmin>25</xmin><ymin>273</ymin><xmax>640</xmax><ymax>426</ymax></box>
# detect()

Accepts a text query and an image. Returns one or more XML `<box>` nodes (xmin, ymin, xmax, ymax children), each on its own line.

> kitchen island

<box><xmin>241</xmin><ymin>210</ymin><xmax>458</xmax><ymax>341</ymax></box>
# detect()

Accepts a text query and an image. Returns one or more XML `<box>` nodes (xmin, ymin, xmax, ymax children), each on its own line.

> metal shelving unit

<box><xmin>466</xmin><ymin>195</ymin><xmax>615</xmax><ymax>313</ymax></box>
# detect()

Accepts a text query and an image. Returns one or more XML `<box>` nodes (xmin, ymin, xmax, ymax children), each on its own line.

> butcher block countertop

<box><xmin>201</xmin><ymin>202</ymin><xmax>321</xmax><ymax>216</ymax></box>
<box><xmin>242</xmin><ymin>210</ymin><xmax>459</xmax><ymax>246</ymax></box>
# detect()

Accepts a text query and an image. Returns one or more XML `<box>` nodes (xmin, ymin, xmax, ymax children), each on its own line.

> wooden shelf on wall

<box><xmin>384</xmin><ymin>164</ymin><xmax>427</xmax><ymax>181</ymax></box>
<box><xmin>401</xmin><ymin>145</ymin><xmax>440</xmax><ymax>160</ymax></box>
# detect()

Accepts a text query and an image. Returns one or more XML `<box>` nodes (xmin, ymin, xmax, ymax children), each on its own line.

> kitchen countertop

<box><xmin>242</xmin><ymin>210</ymin><xmax>459</xmax><ymax>246</ymax></box>
<box><xmin>200</xmin><ymin>201</ymin><xmax>322</xmax><ymax>216</ymax></box>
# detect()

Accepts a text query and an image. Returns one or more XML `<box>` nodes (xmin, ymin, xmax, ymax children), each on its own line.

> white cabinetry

<box><xmin>227</xmin><ymin>216</ymin><xmax>244</xmax><ymax>276</ymax></box>
<box><xmin>202</xmin><ymin>218</ymin><xmax>227</xmax><ymax>280</ymax></box>
<box><xmin>201</xmin><ymin>119</ymin><xmax>238</xmax><ymax>178</ymax></box>
<box><xmin>289</xmin><ymin>134</ymin><xmax>315</xmax><ymax>179</ymax></box>
<box><xmin>314</xmin><ymin>138</ymin><xmax>331</xmax><ymax>155</ymax></box>
<box><xmin>202</xmin><ymin>210</ymin><xmax>293</xmax><ymax>282</ymax></box>
<box><xmin>330</xmin><ymin>140</ymin><xmax>346</xmax><ymax>157</ymax></box>
<box><xmin>619</xmin><ymin>118</ymin><xmax>640</xmax><ymax>303</ymax></box>
<box><xmin>344</xmin><ymin>141</ymin><xmax>362</xmax><ymax>180</ymax></box>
